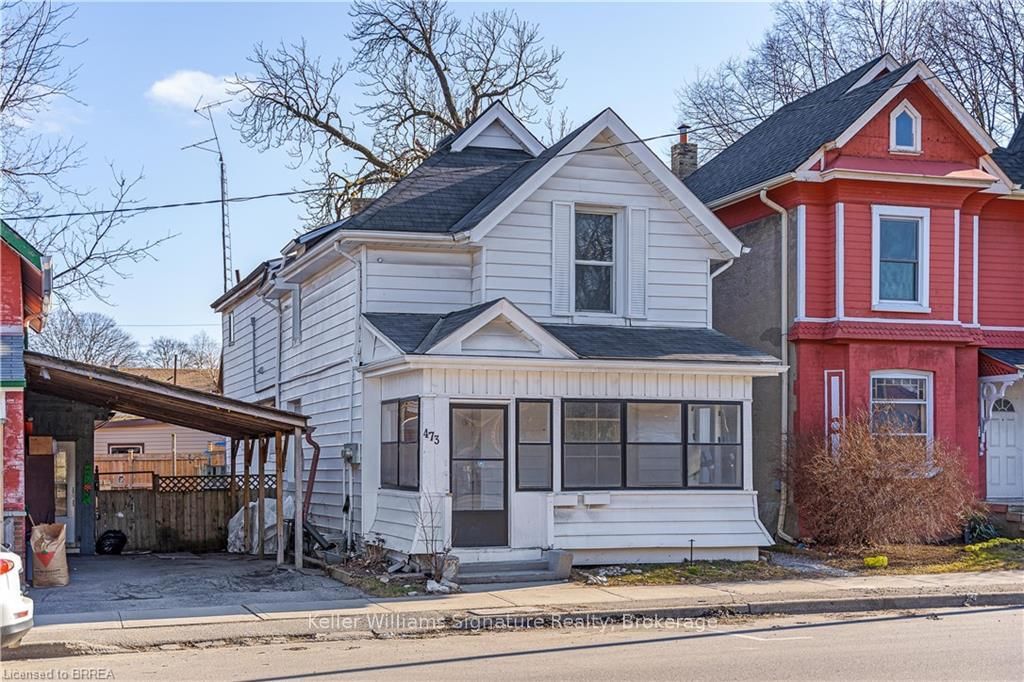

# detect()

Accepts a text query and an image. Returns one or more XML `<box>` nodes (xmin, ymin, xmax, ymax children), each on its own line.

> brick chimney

<box><xmin>671</xmin><ymin>124</ymin><xmax>699</xmax><ymax>180</ymax></box>
<box><xmin>349</xmin><ymin>197</ymin><xmax>373</xmax><ymax>215</ymax></box>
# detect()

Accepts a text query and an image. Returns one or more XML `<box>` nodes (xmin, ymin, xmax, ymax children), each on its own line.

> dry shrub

<box><xmin>791</xmin><ymin>412</ymin><xmax>975</xmax><ymax>546</ymax></box>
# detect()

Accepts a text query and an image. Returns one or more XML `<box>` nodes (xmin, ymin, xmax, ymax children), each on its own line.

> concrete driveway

<box><xmin>28</xmin><ymin>553</ymin><xmax>361</xmax><ymax>616</ymax></box>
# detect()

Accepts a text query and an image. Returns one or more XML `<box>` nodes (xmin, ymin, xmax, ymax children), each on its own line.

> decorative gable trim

<box><xmin>844</xmin><ymin>54</ymin><xmax>901</xmax><ymax>94</ymax></box>
<box><xmin>450</xmin><ymin>101</ymin><xmax>545</xmax><ymax>157</ymax></box>
<box><xmin>833</xmin><ymin>61</ymin><xmax>996</xmax><ymax>154</ymax></box>
<box><xmin>466</xmin><ymin>109</ymin><xmax>743</xmax><ymax>259</ymax></box>
<box><xmin>889</xmin><ymin>99</ymin><xmax>922</xmax><ymax>153</ymax></box>
<box><xmin>424</xmin><ymin>298</ymin><xmax>577</xmax><ymax>359</ymax></box>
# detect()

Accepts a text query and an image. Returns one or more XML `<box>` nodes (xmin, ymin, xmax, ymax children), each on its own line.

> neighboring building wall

<box><xmin>978</xmin><ymin>199</ymin><xmax>1024</xmax><ymax>328</ymax></box>
<box><xmin>1</xmin><ymin>243</ymin><xmax>26</xmax><ymax>554</ymax></box>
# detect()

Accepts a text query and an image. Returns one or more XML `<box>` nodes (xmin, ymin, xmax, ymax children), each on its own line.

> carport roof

<box><xmin>24</xmin><ymin>351</ymin><xmax>306</xmax><ymax>438</ymax></box>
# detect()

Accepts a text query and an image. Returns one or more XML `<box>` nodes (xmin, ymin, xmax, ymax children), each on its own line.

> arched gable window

<box><xmin>890</xmin><ymin>100</ymin><xmax>922</xmax><ymax>153</ymax></box>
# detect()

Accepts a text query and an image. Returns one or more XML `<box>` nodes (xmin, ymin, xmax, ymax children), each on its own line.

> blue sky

<box><xmin>41</xmin><ymin>1</ymin><xmax>774</xmax><ymax>347</ymax></box>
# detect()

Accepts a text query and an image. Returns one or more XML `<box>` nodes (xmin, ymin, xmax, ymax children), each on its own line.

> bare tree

<box><xmin>677</xmin><ymin>0</ymin><xmax>1024</xmax><ymax>158</ymax></box>
<box><xmin>1</xmin><ymin>1</ymin><xmax>172</xmax><ymax>301</ymax></box>
<box><xmin>181</xmin><ymin>331</ymin><xmax>221</xmax><ymax>384</ymax></box>
<box><xmin>231</xmin><ymin>0</ymin><xmax>564</xmax><ymax>226</ymax></box>
<box><xmin>31</xmin><ymin>309</ymin><xmax>141</xmax><ymax>367</ymax></box>
<box><xmin>145</xmin><ymin>336</ymin><xmax>190</xmax><ymax>367</ymax></box>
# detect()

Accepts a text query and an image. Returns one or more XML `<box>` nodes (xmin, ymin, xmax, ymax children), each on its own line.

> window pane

<box><xmin>627</xmin><ymin>444</ymin><xmax>683</xmax><ymax>487</ymax></box>
<box><xmin>398</xmin><ymin>443</ymin><xmax>418</xmax><ymax>488</ymax></box>
<box><xmin>382</xmin><ymin>402</ymin><xmax>398</xmax><ymax>442</ymax></box>
<box><xmin>564</xmin><ymin>443</ymin><xmax>622</xmax><ymax>488</ymax></box>
<box><xmin>518</xmin><ymin>402</ymin><xmax>550</xmax><ymax>443</ymax></box>
<box><xmin>575</xmin><ymin>264</ymin><xmax>613</xmax><ymax>312</ymax></box>
<box><xmin>518</xmin><ymin>444</ymin><xmax>552</xmax><ymax>489</ymax></box>
<box><xmin>452</xmin><ymin>460</ymin><xmax>504</xmax><ymax>511</ymax></box>
<box><xmin>575</xmin><ymin>212</ymin><xmax>614</xmax><ymax>261</ymax></box>
<box><xmin>687</xmin><ymin>444</ymin><xmax>742</xmax><ymax>487</ymax></box>
<box><xmin>880</xmin><ymin>218</ymin><xmax>918</xmax><ymax>260</ymax></box>
<box><xmin>872</xmin><ymin>377</ymin><xmax>927</xmax><ymax>401</ymax></box>
<box><xmin>564</xmin><ymin>402</ymin><xmax>620</xmax><ymax>443</ymax></box>
<box><xmin>452</xmin><ymin>407</ymin><xmax>504</xmax><ymax>460</ymax></box>
<box><xmin>627</xmin><ymin>403</ymin><xmax>682</xmax><ymax>442</ymax></box>
<box><xmin>381</xmin><ymin>443</ymin><xmax>399</xmax><ymax>487</ymax></box>
<box><xmin>688</xmin><ymin>404</ymin><xmax>741</xmax><ymax>444</ymax></box>
<box><xmin>894</xmin><ymin>112</ymin><xmax>915</xmax><ymax>147</ymax></box>
<box><xmin>872</xmin><ymin>403</ymin><xmax>927</xmax><ymax>435</ymax></box>
<box><xmin>400</xmin><ymin>400</ymin><xmax>419</xmax><ymax>443</ymax></box>
<box><xmin>879</xmin><ymin>261</ymin><xmax>917</xmax><ymax>301</ymax></box>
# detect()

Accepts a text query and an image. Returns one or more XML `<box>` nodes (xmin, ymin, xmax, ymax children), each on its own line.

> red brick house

<box><xmin>680</xmin><ymin>56</ymin><xmax>1024</xmax><ymax>534</ymax></box>
<box><xmin>1</xmin><ymin>220</ymin><xmax>50</xmax><ymax>555</ymax></box>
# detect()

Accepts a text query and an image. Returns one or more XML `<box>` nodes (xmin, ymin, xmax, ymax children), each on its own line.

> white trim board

<box><xmin>870</xmin><ymin>204</ymin><xmax>931</xmax><ymax>314</ymax></box>
<box><xmin>450</xmin><ymin>101</ymin><xmax>545</xmax><ymax>156</ymax></box>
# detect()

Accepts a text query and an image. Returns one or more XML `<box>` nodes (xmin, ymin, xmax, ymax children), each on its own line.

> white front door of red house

<box><xmin>987</xmin><ymin>398</ymin><xmax>1023</xmax><ymax>499</ymax></box>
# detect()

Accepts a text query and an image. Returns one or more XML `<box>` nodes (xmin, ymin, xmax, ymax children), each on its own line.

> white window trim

<box><xmin>572</xmin><ymin>206</ymin><xmax>624</xmax><ymax>318</ymax></box>
<box><xmin>871</xmin><ymin>205</ymin><xmax>930</xmax><ymax>313</ymax></box>
<box><xmin>288</xmin><ymin>288</ymin><xmax>302</xmax><ymax>345</ymax></box>
<box><xmin>869</xmin><ymin>370</ymin><xmax>934</xmax><ymax>444</ymax></box>
<box><xmin>889</xmin><ymin>99</ymin><xmax>922</xmax><ymax>154</ymax></box>
<box><xmin>227</xmin><ymin>312</ymin><xmax>235</xmax><ymax>346</ymax></box>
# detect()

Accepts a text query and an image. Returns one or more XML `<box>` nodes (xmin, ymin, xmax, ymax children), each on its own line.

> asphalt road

<box><xmin>5</xmin><ymin>607</ymin><xmax>1022</xmax><ymax>681</ymax></box>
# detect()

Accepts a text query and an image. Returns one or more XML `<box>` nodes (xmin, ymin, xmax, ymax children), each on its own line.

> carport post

<box><xmin>229</xmin><ymin>440</ymin><xmax>240</xmax><ymax>510</ymax></box>
<box><xmin>242</xmin><ymin>439</ymin><xmax>254</xmax><ymax>553</ymax></box>
<box><xmin>257</xmin><ymin>437</ymin><xmax>269</xmax><ymax>560</ymax></box>
<box><xmin>274</xmin><ymin>431</ymin><xmax>288</xmax><ymax>566</ymax></box>
<box><xmin>293</xmin><ymin>426</ymin><xmax>304</xmax><ymax>569</ymax></box>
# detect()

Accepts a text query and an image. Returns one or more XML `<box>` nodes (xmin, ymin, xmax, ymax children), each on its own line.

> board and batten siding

<box><xmin>363</xmin><ymin>366</ymin><xmax>766</xmax><ymax>558</ymax></box>
<box><xmin>480</xmin><ymin>140</ymin><xmax>720</xmax><ymax>326</ymax></box>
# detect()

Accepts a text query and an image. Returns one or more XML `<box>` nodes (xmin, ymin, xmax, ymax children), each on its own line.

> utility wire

<box><xmin>5</xmin><ymin>66</ymin><xmax>971</xmax><ymax>224</ymax></box>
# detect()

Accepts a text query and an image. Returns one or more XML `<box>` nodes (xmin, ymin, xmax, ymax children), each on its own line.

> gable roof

<box><xmin>685</xmin><ymin>57</ymin><xmax>919</xmax><ymax>205</ymax></box>
<box><xmin>449</xmin><ymin>101</ymin><xmax>545</xmax><ymax>156</ymax></box>
<box><xmin>364</xmin><ymin>299</ymin><xmax>778</xmax><ymax>364</ymax></box>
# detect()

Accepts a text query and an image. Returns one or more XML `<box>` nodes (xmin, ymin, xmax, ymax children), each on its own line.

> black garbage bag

<box><xmin>95</xmin><ymin>529</ymin><xmax>128</xmax><ymax>555</ymax></box>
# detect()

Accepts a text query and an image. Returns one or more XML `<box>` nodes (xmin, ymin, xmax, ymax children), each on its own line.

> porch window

<box><xmin>381</xmin><ymin>398</ymin><xmax>419</xmax><ymax>490</ymax></box>
<box><xmin>516</xmin><ymin>400</ymin><xmax>552</xmax><ymax>490</ymax></box>
<box><xmin>870</xmin><ymin>372</ymin><xmax>931</xmax><ymax>443</ymax></box>
<box><xmin>574</xmin><ymin>211</ymin><xmax>616</xmax><ymax>313</ymax></box>
<box><xmin>562</xmin><ymin>400</ymin><xmax>743</xmax><ymax>490</ymax></box>
<box><xmin>563</xmin><ymin>401</ymin><xmax>622</xmax><ymax>488</ymax></box>
<box><xmin>108</xmin><ymin>443</ymin><xmax>144</xmax><ymax>455</ymax></box>
<box><xmin>627</xmin><ymin>403</ymin><xmax>683</xmax><ymax>487</ymax></box>
<box><xmin>871</xmin><ymin>205</ymin><xmax>930</xmax><ymax>312</ymax></box>
<box><xmin>686</xmin><ymin>404</ymin><xmax>742</xmax><ymax>487</ymax></box>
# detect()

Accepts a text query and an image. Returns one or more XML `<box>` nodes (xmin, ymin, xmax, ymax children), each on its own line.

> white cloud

<box><xmin>146</xmin><ymin>70</ymin><xmax>233</xmax><ymax>110</ymax></box>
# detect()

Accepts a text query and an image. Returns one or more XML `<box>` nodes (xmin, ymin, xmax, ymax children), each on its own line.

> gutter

<box><xmin>758</xmin><ymin>189</ymin><xmax>796</xmax><ymax>545</ymax></box>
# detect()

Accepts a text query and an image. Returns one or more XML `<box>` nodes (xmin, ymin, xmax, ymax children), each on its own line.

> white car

<box><xmin>0</xmin><ymin>546</ymin><xmax>33</xmax><ymax>648</ymax></box>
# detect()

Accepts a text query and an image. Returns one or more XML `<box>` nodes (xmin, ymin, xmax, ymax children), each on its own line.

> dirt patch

<box><xmin>326</xmin><ymin>557</ymin><xmax>428</xmax><ymax>598</ymax></box>
<box><xmin>572</xmin><ymin>559</ymin><xmax>798</xmax><ymax>586</ymax></box>
<box><xmin>775</xmin><ymin>538</ymin><xmax>1024</xmax><ymax>574</ymax></box>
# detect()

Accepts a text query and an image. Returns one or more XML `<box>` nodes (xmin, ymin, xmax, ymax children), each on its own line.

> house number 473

<box><xmin>423</xmin><ymin>429</ymin><xmax>440</xmax><ymax>445</ymax></box>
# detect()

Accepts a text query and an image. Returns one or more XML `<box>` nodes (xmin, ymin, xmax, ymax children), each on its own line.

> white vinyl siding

<box><xmin>364</xmin><ymin>247</ymin><xmax>474</xmax><ymax>314</ymax></box>
<box><xmin>482</xmin><ymin>140</ymin><xmax>718</xmax><ymax>325</ymax></box>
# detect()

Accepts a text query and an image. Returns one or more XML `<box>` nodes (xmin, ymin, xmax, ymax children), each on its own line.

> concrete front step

<box><xmin>456</xmin><ymin>550</ymin><xmax>574</xmax><ymax>585</ymax></box>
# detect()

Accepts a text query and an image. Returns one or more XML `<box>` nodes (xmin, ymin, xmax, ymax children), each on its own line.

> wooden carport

<box><xmin>24</xmin><ymin>351</ymin><xmax>309</xmax><ymax>567</ymax></box>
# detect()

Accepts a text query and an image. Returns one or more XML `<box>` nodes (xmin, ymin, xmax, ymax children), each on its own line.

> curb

<box><xmin>7</xmin><ymin>591</ymin><xmax>1023</xmax><ymax>661</ymax></box>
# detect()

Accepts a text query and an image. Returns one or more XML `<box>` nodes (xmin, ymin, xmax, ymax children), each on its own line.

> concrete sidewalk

<box><xmin>11</xmin><ymin>570</ymin><xmax>1023</xmax><ymax>660</ymax></box>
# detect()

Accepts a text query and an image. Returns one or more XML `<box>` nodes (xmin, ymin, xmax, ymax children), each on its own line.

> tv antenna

<box><xmin>183</xmin><ymin>97</ymin><xmax>233</xmax><ymax>294</ymax></box>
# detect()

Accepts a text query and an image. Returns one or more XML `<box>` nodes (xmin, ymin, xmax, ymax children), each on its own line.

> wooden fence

<box><xmin>95</xmin><ymin>474</ymin><xmax>277</xmax><ymax>553</ymax></box>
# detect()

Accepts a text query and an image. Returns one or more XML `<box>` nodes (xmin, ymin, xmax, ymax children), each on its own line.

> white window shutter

<box><xmin>627</xmin><ymin>207</ymin><xmax>648</xmax><ymax>318</ymax></box>
<box><xmin>551</xmin><ymin>201</ymin><xmax>573</xmax><ymax>316</ymax></box>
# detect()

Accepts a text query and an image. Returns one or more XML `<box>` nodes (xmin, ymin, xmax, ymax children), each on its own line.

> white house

<box><xmin>213</xmin><ymin>103</ymin><xmax>783</xmax><ymax>572</ymax></box>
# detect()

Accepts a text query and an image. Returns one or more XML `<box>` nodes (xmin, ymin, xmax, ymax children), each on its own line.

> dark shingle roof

<box><xmin>685</xmin><ymin>58</ymin><xmax>918</xmax><ymax>204</ymax></box>
<box><xmin>981</xmin><ymin>349</ymin><xmax>1024</xmax><ymax>370</ymax></box>
<box><xmin>341</xmin><ymin>146</ymin><xmax>534</xmax><ymax>234</ymax></box>
<box><xmin>364</xmin><ymin>300</ymin><xmax>779</xmax><ymax>364</ymax></box>
<box><xmin>543</xmin><ymin>324</ymin><xmax>778</xmax><ymax>363</ymax></box>
<box><xmin>992</xmin><ymin>121</ymin><xmax>1024</xmax><ymax>185</ymax></box>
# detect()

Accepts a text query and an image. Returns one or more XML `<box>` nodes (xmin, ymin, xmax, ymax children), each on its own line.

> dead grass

<box><xmin>573</xmin><ymin>560</ymin><xmax>796</xmax><ymax>586</ymax></box>
<box><xmin>779</xmin><ymin>538</ymin><xmax>1024</xmax><ymax>575</ymax></box>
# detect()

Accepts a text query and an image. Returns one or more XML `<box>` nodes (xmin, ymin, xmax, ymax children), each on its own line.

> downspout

<box><xmin>759</xmin><ymin>190</ymin><xmax>797</xmax><ymax>545</ymax></box>
<box><xmin>333</xmin><ymin>241</ymin><xmax>363</xmax><ymax>552</ymax></box>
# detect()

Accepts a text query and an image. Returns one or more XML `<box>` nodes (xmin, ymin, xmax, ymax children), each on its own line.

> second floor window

<box><xmin>575</xmin><ymin>211</ymin><xmax>615</xmax><ymax>313</ymax></box>
<box><xmin>872</xmin><ymin>206</ymin><xmax>929</xmax><ymax>311</ymax></box>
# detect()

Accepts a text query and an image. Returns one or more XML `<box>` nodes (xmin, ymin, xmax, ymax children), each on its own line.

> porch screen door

<box><xmin>450</xmin><ymin>405</ymin><xmax>508</xmax><ymax>547</ymax></box>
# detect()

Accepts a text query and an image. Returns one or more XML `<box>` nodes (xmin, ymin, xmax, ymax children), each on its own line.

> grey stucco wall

<box><xmin>25</xmin><ymin>391</ymin><xmax>109</xmax><ymax>555</ymax></box>
<box><xmin>712</xmin><ymin>210</ymin><xmax>797</xmax><ymax>535</ymax></box>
